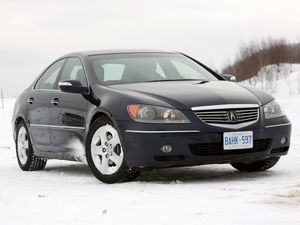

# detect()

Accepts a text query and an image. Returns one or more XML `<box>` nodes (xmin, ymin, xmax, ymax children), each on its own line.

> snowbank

<box><xmin>240</xmin><ymin>63</ymin><xmax>300</xmax><ymax>138</ymax></box>
<box><xmin>240</xmin><ymin>63</ymin><xmax>300</xmax><ymax>97</ymax></box>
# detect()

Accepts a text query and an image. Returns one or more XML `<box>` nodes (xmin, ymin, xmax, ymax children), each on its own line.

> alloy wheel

<box><xmin>90</xmin><ymin>124</ymin><xmax>124</xmax><ymax>175</ymax></box>
<box><xmin>17</xmin><ymin>126</ymin><xmax>29</xmax><ymax>165</ymax></box>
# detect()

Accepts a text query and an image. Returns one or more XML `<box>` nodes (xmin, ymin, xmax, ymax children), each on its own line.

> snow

<box><xmin>240</xmin><ymin>63</ymin><xmax>300</xmax><ymax>97</ymax></box>
<box><xmin>1</xmin><ymin>68</ymin><xmax>300</xmax><ymax>224</ymax></box>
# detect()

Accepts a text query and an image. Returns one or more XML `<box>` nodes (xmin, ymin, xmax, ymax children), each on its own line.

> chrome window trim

<box><xmin>30</xmin><ymin>124</ymin><xmax>85</xmax><ymax>130</ymax></box>
<box><xmin>125</xmin><ymin>130</ymin><xmax>200</xmax><ymax>134</ymax></box>
<box><xmin>191</xmin><ymin>104</ymin><xmax>259</xmax><ymax>111</ymax></box>
<box><xmin>265</xmin><ymin>123</ymin><xmax>291</xmax><ymax>128</ymax></box>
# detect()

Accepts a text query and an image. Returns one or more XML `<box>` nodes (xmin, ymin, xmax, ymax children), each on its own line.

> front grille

<box><xmin>189</xmin><ymin>139</ymin><xmax>271</xmax><ymax>156</ymax></box>
<box><xmin>194</xmin><ymin>108</ymin><xmax>258</xmax><ymax>124</ymax></box>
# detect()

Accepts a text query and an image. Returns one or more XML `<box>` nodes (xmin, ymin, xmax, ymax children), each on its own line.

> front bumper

<box><xmin>118</xmin><ymin>115</ymin><xmax>291</xmax><ymax>168</ymax></box>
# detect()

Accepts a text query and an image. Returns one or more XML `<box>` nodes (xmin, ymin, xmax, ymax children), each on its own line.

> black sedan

<box><xmin>12</xmin><ymin>50</ymin><xmax>292</xmax><ymax>183</ymax></box>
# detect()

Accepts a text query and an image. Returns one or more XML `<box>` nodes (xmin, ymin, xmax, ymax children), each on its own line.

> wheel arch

<box><xmin>13</xmin><ymin>115</ymin><xmax>27</xmax><ymax>142</ymax></box>
<box><xmin>86</xmin><ymin>108</ymin><xmax>126</xmax><ymax>153</ymax></box>
<box><xmin>87</xmin><ymin>108</ymin><xmax>122</xmax><ymax>135</ymax></box>
<box><xmin>90</xmin><ymin>112</ymin><xmax>111</xmax><ymax>127</ymax></box>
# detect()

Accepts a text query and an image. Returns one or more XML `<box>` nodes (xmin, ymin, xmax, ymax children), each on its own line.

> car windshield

<box><xmin>88</xmin><ymin>53</ymin><xmax>219</xmax><ymax>85</ymax></box>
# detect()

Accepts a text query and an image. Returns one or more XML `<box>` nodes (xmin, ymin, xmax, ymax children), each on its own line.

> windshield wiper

<box><xmin>195</xmin><ymin>80</ymin><xmax>210</xmax><ymax>84</ymax></box>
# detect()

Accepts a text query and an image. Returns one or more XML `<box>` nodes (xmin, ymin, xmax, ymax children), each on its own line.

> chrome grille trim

<box><xmin>191</xmin><ymin>104</ymin><xmax>259</xmax><ymax>111</ymax></box>
<box><xmin>192</xmin><ymin>104</ymin><xmax>259</xmax><ymax>128</ymax></box>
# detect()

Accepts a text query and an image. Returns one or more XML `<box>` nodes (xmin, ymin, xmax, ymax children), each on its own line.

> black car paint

<box><xmin>12</xmin><ymin>50</ymin><xmax>291</xmax><ymax>167</ymax></box>
<box><xmin>110</xmin><ymin>81</ymin><xmax>273</xmax><ymax>110</ymax></box>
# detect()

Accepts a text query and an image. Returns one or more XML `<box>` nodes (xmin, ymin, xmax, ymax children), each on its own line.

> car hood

<box><xmin>110</xmin><ymin>81</ymin><xmax>273</xmax><ymax>110</ymax></box>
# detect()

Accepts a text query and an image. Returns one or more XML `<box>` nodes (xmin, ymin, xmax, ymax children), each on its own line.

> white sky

<box><xmin>0</xmin><ymin>0</ymin><xmax>300</xmax><ymax>97</ymax></box>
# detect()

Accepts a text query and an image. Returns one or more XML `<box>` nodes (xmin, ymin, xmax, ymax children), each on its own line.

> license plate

<box><xmin>223</xmin><ymin>131</ymin><xmax>253</xmax><ymax>150</ymax></box>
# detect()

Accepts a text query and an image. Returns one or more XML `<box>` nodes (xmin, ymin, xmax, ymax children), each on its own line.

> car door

<box><xmin>27</xmin><ymin>59</ymin><xmax>65</xmax><ymax>152</ymax></box>
<box><xmin>49</xmin><ymin>57</ymin><xmax>88</xmax><ymax>157</ymax></box>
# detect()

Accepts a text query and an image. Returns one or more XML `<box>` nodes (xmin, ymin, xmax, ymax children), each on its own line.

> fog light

<box><xmin>281</xmin><ymin>137</ymin><xmax>287</xmax><ymax>145</ymax></box>
<box><xmin>161</xmin><ymin>145</ymin><xmax>173</xmax><ymax>153</ymax></box>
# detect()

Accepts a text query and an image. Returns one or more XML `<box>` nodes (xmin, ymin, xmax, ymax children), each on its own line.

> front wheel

<box><xmin>86</xmin><ymin>117</ymin><xmax>140</xmax><ymax>184</ymax></box>
<box><xmin>231</xmin><ymin>157</ymin><xmax>280</xmax><ymax>172</ymax></box>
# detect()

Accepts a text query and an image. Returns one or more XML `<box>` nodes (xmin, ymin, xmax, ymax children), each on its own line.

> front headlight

<box><xmin>127</xmin><ymin>105</ymin><xmax>190</xmax><ymax>123</ymax></box>
<box><xmin>263</xmin><ymin>100</ymin><xmax>285</xmax><ymax>119</ymax></box>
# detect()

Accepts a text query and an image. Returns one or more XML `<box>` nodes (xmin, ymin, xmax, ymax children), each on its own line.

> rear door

<box><xmin>27</xmin><ymin>59</ymin><xmax>65</xmax><ymax>151</ymax></box>
<box><xmin>49</xmin><ymin>57</ymin><xmax>88</xmax><ymax>158</ymax></box>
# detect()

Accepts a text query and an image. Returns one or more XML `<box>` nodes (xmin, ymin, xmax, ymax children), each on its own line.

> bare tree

<box><xmin>222</xmin><ymin>37</ymin><xmax>300</xmax><ymax>82</ymax></box>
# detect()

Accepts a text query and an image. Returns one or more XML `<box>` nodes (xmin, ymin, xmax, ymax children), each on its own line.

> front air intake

<box><xmin>189</xmin><ymin>139</ymin><xmax>271</xmax><ymax>156</ymax></box>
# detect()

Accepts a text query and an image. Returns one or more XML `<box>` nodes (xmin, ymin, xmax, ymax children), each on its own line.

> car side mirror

<box><xmin>58</xmin><ymin>80</ymin><xmax>87</xmax><ymax>94</ymax></box>
<box><xmin>222</xmin><ymin>74</ymin><xmax>237</xmax><ymax>82</ymax></box>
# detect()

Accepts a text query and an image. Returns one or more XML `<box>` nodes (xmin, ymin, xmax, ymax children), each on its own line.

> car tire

<box><xmin>16</xmin><ymin>121</ymin><xmax>47</xmax><ymax>171</ymax></box>
<box><xmin>86</xmin><ymin>117</ymin><xmax>140</xmax><ymax>184</ymax></box>
<box><xmin>231</xmin><ymin>157</ymin><xmax>280</xmax><ymax>172</ymax></box>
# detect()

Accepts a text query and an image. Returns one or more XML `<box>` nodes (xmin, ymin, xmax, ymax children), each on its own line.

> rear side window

<box><xmin>60</xmin><ymin>58</ymin><xmax>87</xmax><ymax>87</ymax></box>
<box><xmin>35</xmin><ymin>59</ymin><xmax>65</xmax><ymax>90</ymax></box>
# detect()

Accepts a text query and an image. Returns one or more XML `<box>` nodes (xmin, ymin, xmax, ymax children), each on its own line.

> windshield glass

<box><xmin>88</xmin><ymin>53</ymin><xmax>219</xmax><ymax>85</ymax></box>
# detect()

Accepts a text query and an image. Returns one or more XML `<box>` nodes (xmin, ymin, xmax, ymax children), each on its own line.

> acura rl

<box><xmin>12</xmin><ymin>50</ymin><xmax>292</xmax><ymax>183</ymax></box>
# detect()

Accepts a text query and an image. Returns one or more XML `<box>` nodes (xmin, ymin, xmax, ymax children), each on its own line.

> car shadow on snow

<box><xmin>136</xmin><ymin>165</ymin><xmax>279</xmax><ymax>183</ymax></box>
<box><xmin>43</xmin><ymin>162</ymin><xmax>279</xmax><ymax>184</ymax></box>
<box><xmin>44</xmin><ymin>162</ymin><xmax>92</xmax><ymax>177</ymax></box>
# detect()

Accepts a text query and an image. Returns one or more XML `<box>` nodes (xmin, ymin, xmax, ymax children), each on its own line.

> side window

<box><xmin>60</xmin><ymin>58</ymin><xmax>87</xmax><ymax>87</ymax></box>
<box><xmin>35</xmin><ymin>59</ymin><xmax>65</xmax><ymax>90</ymax></box>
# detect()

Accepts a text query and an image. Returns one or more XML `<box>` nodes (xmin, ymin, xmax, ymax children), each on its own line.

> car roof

<box><xmin>62</xmin><ymin>49</ymin><xmax>179</xmax><ymax>58</ymax></box>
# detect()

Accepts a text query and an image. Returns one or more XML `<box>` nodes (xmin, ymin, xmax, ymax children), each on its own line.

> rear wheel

<box><xmin>86</xmin><ymin>117</ymin><xmax>140</xmax><ymax>183</ymax></box>
<box><xmin>231</xmin><ymin>157</ymin><xmax>280</xmax><ymax>172</ymax></box>
<box><xmin>16</xmin><ymin>121</ymin><xmax>47</xmax><ymax>171</ymax></box>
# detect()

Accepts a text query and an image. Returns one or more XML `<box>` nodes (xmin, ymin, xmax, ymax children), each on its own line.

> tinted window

<box><xmin>88</xmin><ymin>53</ymin><xmax>218</xmax><ymax>85</ymax></box>
<box><xmin>156</xmin><ymin>63</ymin><xmax>166</xmax><ymax>78</ymax></box>
<box><xmin>35</xmin><ymin>60</ymin><xmax>65</xmax><ymax>90</ymax></box>
<box><xmin>92</xmin><ymin>62</ymin><xmax>167</xmax><ymax>83</ymax></box>
<box><xmin>92</xmin><ymin>62</ymin><xmax>125</xmax><ymax>82</ymax></box>
<box><xmin>60</xmin><ymin>58</ymin><xmax>87</xmax><ymax>87</ymax></box>
<box><xmin>171</xmin><ymin>60</ymin><xmax>207</xmax><ymax>79</ymax></box>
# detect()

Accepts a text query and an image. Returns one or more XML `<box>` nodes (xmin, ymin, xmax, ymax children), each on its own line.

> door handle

<box><xmin>27</xmin><ymin>97</ymin><xmax>34</xmax><ymax>104</ymax></box>
<box><xmin>50</xmin><ymin>98</ymin><xmax>59</xmax><ymax>106</ymax></box>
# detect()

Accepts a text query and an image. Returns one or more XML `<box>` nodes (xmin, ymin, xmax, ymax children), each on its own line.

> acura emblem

<box><xmin>227</xmin><ymin>111</ymin><xmax>238</xmax><ymax>122</ymax></box>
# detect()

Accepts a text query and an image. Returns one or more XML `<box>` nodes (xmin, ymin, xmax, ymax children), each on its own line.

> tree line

<box><xmin>222</xmin><ymin>38</ymin><xmax>300</xmax><ymax>81</ymax></box>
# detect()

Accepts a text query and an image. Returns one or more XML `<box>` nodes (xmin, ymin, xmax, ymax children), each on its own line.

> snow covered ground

<box><xmin>1</xmin><ymin>77</ymin><xmax>300</xmax><ymax>225</ymax></box>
